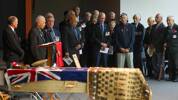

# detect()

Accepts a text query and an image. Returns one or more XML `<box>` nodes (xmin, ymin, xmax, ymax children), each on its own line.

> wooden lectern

<box><xmin>38</xmin><ymin>41</ymin><xmax>63</xmax><ymax>67</ymax></box>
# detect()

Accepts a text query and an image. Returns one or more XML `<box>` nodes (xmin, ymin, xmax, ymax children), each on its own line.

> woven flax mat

<box><xmin>87</xmin><ymin>68</ymin><xmax>152</xmax><ymax>100</ymax></box>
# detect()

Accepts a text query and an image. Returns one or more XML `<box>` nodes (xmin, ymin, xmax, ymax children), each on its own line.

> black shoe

<box><xmin>166</xmin><ymin>78</ymin><xmax>172</xmax><ymax>81</ymax></box>
<box><xmin>172</xmin><ymin>79</ymin><xmax>178</xmax><ymax>82</ymax></box>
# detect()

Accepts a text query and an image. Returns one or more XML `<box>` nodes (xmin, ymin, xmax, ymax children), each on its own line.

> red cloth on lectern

<box><xmin>55</xmin><ymin>42</ymin><xmax>64</xmax><ymax>67</ymax></box>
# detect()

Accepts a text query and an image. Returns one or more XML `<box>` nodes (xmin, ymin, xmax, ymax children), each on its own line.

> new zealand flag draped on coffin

<box><xmin>7</xmin><ymin>67</ymin><xmax>88</xmax><ymax>85</ymax></box>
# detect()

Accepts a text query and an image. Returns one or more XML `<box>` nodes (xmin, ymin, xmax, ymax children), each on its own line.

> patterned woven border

<box><xmin>87</xmin><ymin>67</ymin><xmax>152</xmax><ymax>100</ymax></box>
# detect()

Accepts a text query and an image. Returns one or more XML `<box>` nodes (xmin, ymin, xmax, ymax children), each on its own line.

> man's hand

<box><xmin>101</xmin><ymin>42</ymin><xmax>107</xmax><ymax>48</ymax></box>
<box><xmin>120</xmin><ymin>48</ymin><xmax>126</xmax><ymax>53</ymax></box>
<box><xmin>125</xmin><ymin>48</ymin><xmax>130</xmax><ymax>53</ymax></box>
<box><xmin>75</xmin><ymin>44</ymin><xmax>81</xmax><ymax>50</ymax></box>
<box><xmin>163</xmin><ymin>43</ymin><xmax>167</xmax><ymax>48</ymax></box>
<box><xmin>163</xmin><ymin>43</ymin><xmax>167</xmax><ymax>51</ymax></box>
<box><xmin>65</xmin><ymin>52</ymin><xmax>69</xmax><ymax>58</ymax></box>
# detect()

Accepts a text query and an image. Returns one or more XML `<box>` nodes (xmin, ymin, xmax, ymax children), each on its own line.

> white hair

<box><xmin>147</xmin><ymin>16</ymin><xmax>154</xmax><ymax>21</ymax></box>
<box><xmin>35</xmin><ymin>15</ymin><xmax>45</xmax><ymax>23</ymax></box>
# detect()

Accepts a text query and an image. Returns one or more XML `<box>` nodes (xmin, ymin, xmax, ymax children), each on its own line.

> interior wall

<box><xmin>121</xmin><ymin>0</ymin><xmax>178</xmax><ymax>27</ymax></box>
<box><xmin>80</xmin><ymin>0</ymin><xmax>120</xmax><ymax>19</ymax></box>
<box><xmin>32</xmin><ymin>0</ymin><xmax>81</xmax><ymax>27</ymax></box>
<box><xmin>32</xmin><ymin>0</ymin><xmax>120</xmax><ymax>27</ymax></box>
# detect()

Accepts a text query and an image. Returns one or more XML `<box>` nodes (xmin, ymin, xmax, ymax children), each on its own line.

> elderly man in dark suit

<box><xmin>132</xmin><ymin>14</ymin><xmax>145</xmax><ymax>72</ymax></box>
<box><xmin>63</xmin><ymin>15</ymin><xmax>83</xmax><ymax>66</ymax></box>
<box><xmin>44</xmin><ymin>13</ymin><xmax>61</xmax><ymax>66</ymax></box>
<box><xmin>144</xmin><ymin>17</ymin><xmax>155</xmax><ymax>78</ymax></box>
<box><xmin>27</xmin><ymin>15</ymin><xmax>47</xmax><ymax>64</ymax></box>
<box><xmin>150</xmin><ymin>13</ymin><xmax>166</xmax><ymax>80</ymax></box>
<box><xmin>164</xmin><ymin>16</ymin><xmax>178</xmax><ymax>82</ymax></box>
<box><xmin>2</xmin><ymin>16</ymin><xmax>24</xmax><ymax>68</ymax></box>
<box><xmin>92</xmin><ymin>12</ymin><xmax>110</xmax><ymax>67</ymax></box>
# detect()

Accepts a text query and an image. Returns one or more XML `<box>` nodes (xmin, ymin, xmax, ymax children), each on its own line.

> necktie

<box><xmin>39</xmin><ymin>30</ymin><xmax>45</xmax><ymax>42</ymax></box>
<box><xmin>73</xmin><ymin>27</ymin><xmax>79</xmax><ymax>40</ymax></box>
<box><xmin>100</xmin><ymin>24</ymin><xmax>104</xmax><ymax>33</ymax></box>
<box><xmin>100</xmin><ymin>24</ymin><xmax>105</xmax><ymax>40</ymax></box>
<box><xmin>50</xmin><ymin>29</ymin><xmax>56</xmax><ymax>41</ymax></box>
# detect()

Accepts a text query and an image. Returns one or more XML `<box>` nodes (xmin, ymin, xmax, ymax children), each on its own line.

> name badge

<box><xmin>79</xmin><ymin>49</ymin><xmax>82</xmax><ymax>55</ymax></box>
<box><xmin>105</xmin><ymin>32</ymin><xmax>110</xmax><ymax>36</ymax></box>
<box><xmin>173</xmin><ymin>35</ymin><xmax>177</xmax><ymax>39</ymax></box>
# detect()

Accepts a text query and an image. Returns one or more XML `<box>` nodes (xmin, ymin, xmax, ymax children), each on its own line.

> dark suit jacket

<box><xmin>83</xmin><ymin>22</ymin><xmax>95</xmax><ymax>49</ymax></box>
<box><xmin>59</xmin><ymin>20</ymin><xmax>68</xmax><ymax>41</ymax></box>
<box><xmin>63</xmin><ymin>25</ymin><xmax>82</xmax><ymax>55</ymax></box>
<box><xmin>92</xmin><ymin>23</ymin><xmax>111</xmax><ymax>51</ymax></box>
<box><xmin>150</xmin><ymin>23</ymin><xmax>165</xmax><ymax>52</ymax></box>
<box><xmin>115</xmin><ymin>23</ymin><xmax>135</xmax><ymax>52</ymax></box>
<box><xmin>28</xmin><ymin>27</ymin><xmax>47</xmax><ymax>64</ymax></box>
<box><xmin>144</xmin><ymin>26</ymin><xmax>152</xmax><ymax>45</ymax></box>
<box><xmin>2</xmin><ymin>26</ymin><xmax>24</xmax><ymax>62</ymax></box>
<box><xmin>44</xmin><ymin>27</ymin><xmax>61</xmax><ymax>42</ymax></box>
<box><xmin>132</xmin><ymin>23</ymin><xmax>145</xmax><ymax>52</ymax></box>
<box><xmin>164</xmin><ymin>24</ymin><xmax>178</xmax><ymax>53</ymax></box>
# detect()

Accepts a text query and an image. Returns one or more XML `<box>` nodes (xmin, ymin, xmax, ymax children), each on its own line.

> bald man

<box><xmin>150</xmin><ymin>13</ymin><xmax>166</xmax><ymax>80</ymax></box>
<box><xmin>150</xmin><ymin>13</ymin><xmax>165</xmax><ymax>80</ymax></box>
<box><xmin>3</xmin><ymin>16</ymin><xmax>24</xmax><ymax>67</ymax></box>
<box><xmin>27</xmin><ymin>15</ymin><xmax>47</xmax><ymax>64</ymax></box>
<box><xmin>164</xmin><ymin>16</ymin><xmax>178</xmax><ymax>82</ymax></box>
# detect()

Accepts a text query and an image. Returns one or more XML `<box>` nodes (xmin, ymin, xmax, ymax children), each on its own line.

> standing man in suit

<box><xmin>44</xmin><ymin>12</ymin><xmax>60</xmax><ymax>42</ymax></box>
<box><xmin>164</xmin><ymin>16</ymin><xmax>178</xmax><ymax>82</ymax></box>
<box><xmin>44</xmin><ymin>13</ymin><xmax>61</xmax><ymax>65</ymax></box>
<box><xmin>63</xmin><ymin>15</ymin><xmax>83</xmax><ymax>66</ymax></box>
<box><xmin>108</xmin><ymin>20</ymin><xmax>117</xmax><ymax>67</ymax></box>
<box><xmin>132</xmin><ymin>14</ymin><xmax>145</xmax><ymax>72</ymax></box>
<box><xmin>2</xmin><ymin>16</ymin><xmax>24</xmax><ymax>68</ymax></box>
<box><xmin>144</xmin><ymin>17</ymin><xmax>155</xmax><ymax>78</ymax></box>
<box><xmin>27</xmin><ymin>15</ymin><xmax>47</xmax><ymax>64</ymax></box>
<box><xmin>150</xmin><ymin>13</ymin><xmax>166</xmax><ymax>79</ymax></box>
<box><xmin>92</xmin><ymin>12</ymin><xmax>110</xmax><ymax>67</ymax></box>
<box><xmin>83</xmin><ymin>15</ymin><xmax>98</xmax><ymax>67</ymax></box>
<box><xmin>115</xmin><ymin>13</ymin><xmax>135</xmax><ymax>68</ymax></box>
